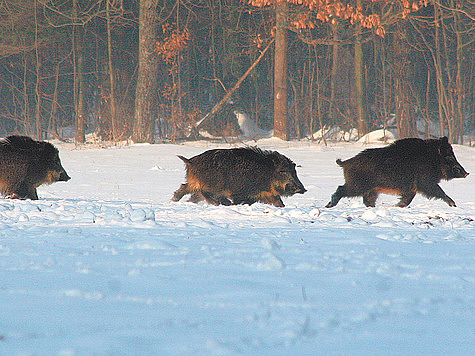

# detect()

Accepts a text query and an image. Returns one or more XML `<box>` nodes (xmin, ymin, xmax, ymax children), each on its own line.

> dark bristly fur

<box><xmin>0</xmin><ymin>135</ymin><xmax>70</xmax><ymax>200</ymax></box>
<box><xmin>172</xmin><ymin>147</ymin><xmax>306</xmax><ymax>207</ymax></box>
<box><xmin>326</xmin><ymin>137</ymin><xmax>469</xmax><ymax>208</ymax></box>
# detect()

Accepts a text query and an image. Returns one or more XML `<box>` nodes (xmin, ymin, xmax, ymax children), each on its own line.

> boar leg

<box><xmin>363</xmin><ymin>190</ymin><xmax>378</xmax><ymax>207</ymax></box>
<box><xmin>418</xmin><ymin>184</ymin><xmax>456</xmax><ymax>207</ymax></box>
<box><xmin>172</xmin><ymin>183</ymin><xmax>189</xmax><ymax>202</ymax></box>
<box><xmin>214</xmin><ymin>195</ymin><xmax>232</xmax><ymax>206</ymax></box>
<box><xmin>27</xmin><ymin>187</ymin><xmax>39</xmax><ymax>200</ymax></box>
<box><xmin>201</xmin><ymin>192</ymin><xmax>232</xmax><ymax>206</ymax></box>
<box><xmin>231</xmin><ymin>195</ymin><xmax>256</xmax><ymax>205</ymax></box>
<box><xmin>240</xmin><ymin>199</ymin><xmax>257</xmax><ymax>205</ymax></box>
<box><xmin>13</xmin><ymin>183</ymin><xmax>38</xmax><ymax>200</ymax></box>
<box><xmin>259</xmin><ymin>195</ymin><xmax>284</xmax><ymax>207</ymax></box>
<box><xmin>395</xmin><ymin>191</ymin><xmax>416</xmax><ymax>207</ymax></box>
<box><xmin>188</xmin><ymin>193</ymin><xmax>204</xmax><ymax>203</ymax></box>
<box><xmin>272</xmin><ymin>196</ymin><xmax>285</xmax><ymax>207</ymax></box>
<box><xmin>326</xmin><ymin>185</ymin><xmax>347</xmax><ymax>208</ymax></box>
<box><xmin>187</xmin><ymin>191</ymin><xmax>232</xmax><ymax>205</ymax></box>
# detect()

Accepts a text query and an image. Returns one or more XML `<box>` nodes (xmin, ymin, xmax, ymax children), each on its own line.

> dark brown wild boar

<box><xmin>326</xmin><ymin>137</ymin><xmax>468</xmax><ymax>208</ymax></box>
<box><xmin>0</xmin><ymin>135</ymin><xmax>70</xmax><ymax>200</ymax></box>
<box><xmin>172</xmin><ymin>147</ymin><xmax>306</xmax><ymax>207</ymax></box>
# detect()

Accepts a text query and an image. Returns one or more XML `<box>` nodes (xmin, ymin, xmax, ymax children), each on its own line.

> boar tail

<box><xmin>336</xmin><ymin>159</ymin><xmax>344</xmax><ymax>167</ymax></box>
<box><xmin>177</xmin><ymin>155</ymin><xmax>190</xmax><ymax>165</ymax></box>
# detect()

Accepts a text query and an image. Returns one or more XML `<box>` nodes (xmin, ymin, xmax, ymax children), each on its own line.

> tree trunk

<box><xmin>22</xmin><ymin>54</ymin><xmax>30</xmax><ymax>135</ymax></box>
<box><xmin>73</xmin><ymin>0</ymin><xmax>85</xmax><ymax>144</ymax></box>
<box><xmin>424</xmin><ymin>70</ymin><xmax>431</xmax><ymax>138</ymax></box>
<box><xmin>354</xmin><ymin>2</ymin><xmax>367</xmax><ymax>138</ymax></box>
<box><xmin>273</xmin><ymin>0</ymin><xmax>289</xmax><ymax>140</ymax></box>
<box><xmin>440</xmin><ymin>8</ymin><xmax>457</xmax><ymax>142</ymax></box>
<box><xmin>34</xmin><ymin>0</ymin><xmax>41</xmax><ymax>139</ymax></box>
<box><xmin>329</xmin><ymin>21</ymin><xmax>339</xmax><ymax>125</ymax></box>
<box><xmin>393</xmin><ymin>25</ymin><xmax>417</xmax><ymax>138</ymax></box>
<box><xmin>454</xmin><ymin>9</ymin><xmax>464</xmax><ymax>144</ymax></box>
<box><xmin>48</xmin><ymin>63</ymin><xmax>62</xmax><ymax>140</ymax></box>
<box><xmin>76</xmin><ymin>40</ymin><xmax>86</xmax><ymax>143</ymax></box>
<box><xmin>106</xmin><ymin>0</ymin><xmax>118</xmax><ymax>141</ymax></box>
<box><xmin>434</xmin><ymin>2</ymin><xmax>446</xmax><ymax>137</ymax></box>
<box><xmin>132</xmin><ymin>0</ymin><xmax>159</xmax><ymax>143</ymax></box>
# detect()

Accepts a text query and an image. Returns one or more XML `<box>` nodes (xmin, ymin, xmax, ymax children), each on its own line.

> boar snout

<box><xmin>296</xmin><ymin>187</ymin><xmax>307</xmax><ymax>194</ymax></box>
<box><xmin>452</xmin><ymin>164</ymin><xmax>469</xmax><ymax>179</ymax></box>
<box><xmin>294</xmin><ymin>177</ymin><xmax>307</xmax><ymax>194</ymax></box>
<box><xmin>458</xmin><ymin>166</ymin><xmax>469</xmax><ymax>178</ymax></box>
<box><xmin>285</xmin><ymin>180</ymin><xmax>306</xmax><ymax>195</ymax></box>
<box><xmin>59</xmin><ymin>170</ymin><xmax>71</xmax><ymax>182</ymax></box>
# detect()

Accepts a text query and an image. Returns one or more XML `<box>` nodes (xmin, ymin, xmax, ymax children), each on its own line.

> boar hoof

<box><xmin>272</xmin><ymin>197</ymin><xmax>285</xmax><ymax>207</ymax></box>
<box><xmin>218</xmin><ymin>196</ymin><xmax>232</xmax><ymax>206</ymax></box>
<box><xmin>325</xmin><ymin>201</ymin><xmax>335</xmax><ymax>208</ymax></box>
<box><xmin>325</xmin><ymin>195</ymin><xmax>340</xmax><ymax>208</ymax></box>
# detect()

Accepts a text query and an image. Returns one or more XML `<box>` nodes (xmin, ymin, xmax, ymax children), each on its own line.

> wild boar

<box><xmin>326</xmin><ymin>137</ymin><xmax>468</xmax><ymax>208</ymax></box>
<box><xmin>172</xmin><ymin>147</ymin><xmax>306</xmax><ymax>207</ymax></box>
<box><xmin>0</xmin><ymin>135</ymin><xmax>70</xmax><ymax>200</ymax></box>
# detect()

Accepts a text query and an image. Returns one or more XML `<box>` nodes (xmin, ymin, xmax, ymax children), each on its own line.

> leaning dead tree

<box><xmin>194</xmin><ymin>38</ymin><xmax>275</xmax><ymax>132</ymax></box>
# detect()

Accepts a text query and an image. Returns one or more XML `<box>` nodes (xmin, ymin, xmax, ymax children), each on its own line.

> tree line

<box><xmin>0</xmin><ymin>0</ymin><xmax>473</xmax><ymax>144</ymax></box>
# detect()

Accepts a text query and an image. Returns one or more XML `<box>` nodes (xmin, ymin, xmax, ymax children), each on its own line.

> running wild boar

<box><xmin>0</xmin><ymin>135</ymin><xmax>70</xmax><ymax>200</ymax></box>
<box><xmin>326</xmin><ymin>137</ymin><xmax>468</xmax><ymax>208</ymax></box>
<box><xmin>172</xmin><ymin>147</ymin><xmax>306</xmax><ymax>207</ymax></box>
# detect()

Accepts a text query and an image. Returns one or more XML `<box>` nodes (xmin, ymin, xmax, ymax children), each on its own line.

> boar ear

<box><xmin>177</xmin><ymin>155</ymin><xmax>190</xmax><ymax>165</ymax></box>
<box><xmin>437</xmin><ymin>136</ymin><xmax>451</xmax><ymax>155</ymax></box>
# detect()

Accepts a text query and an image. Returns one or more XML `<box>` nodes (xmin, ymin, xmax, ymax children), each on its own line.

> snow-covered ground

<box><xmin>0</xmin><ymin>138</ymin><xmax>474</xmax><ymax>355</ymax></box>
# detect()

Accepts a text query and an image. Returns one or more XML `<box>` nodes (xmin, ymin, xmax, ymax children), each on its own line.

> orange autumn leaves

<box><xmin>154</xmin><ymin>24</ymin><xmax>191</xmax><ymax>115</ymax></box>
<box><xmin>155</xmin><ymin>24</ymin><xmax>190</xmax><ymax>64</ymax></box>
<box><xmin>250</xmin><ymin>0</ymin><xmax>428</xmax><ymax>37</ymax></box>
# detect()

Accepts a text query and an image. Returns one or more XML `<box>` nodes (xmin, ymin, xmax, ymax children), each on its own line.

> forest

<box><xmin>0</xmin><ymin>0</ymin><xmax>473</xmax><ymax>144</ymax></box>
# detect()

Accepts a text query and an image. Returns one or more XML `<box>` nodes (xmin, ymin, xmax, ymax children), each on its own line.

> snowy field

<box><xmin>0</xmin><ymin>138</ymin><xmax>474</xmax><ymax>355</ymax></box>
